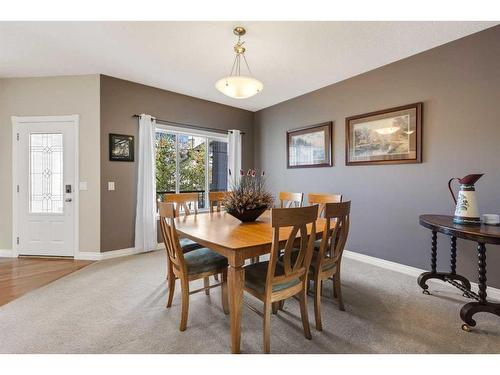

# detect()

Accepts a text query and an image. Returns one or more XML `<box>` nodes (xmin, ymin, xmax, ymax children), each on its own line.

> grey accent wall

<box><xmin>100</xmin><ymin>75</ymin><xmax>254</xmax><ymax>252</ymax></box>
<box><xmin>254</xmin><ymin>26</ymin><xmax>500</xmax><ymax>287</ymax></box>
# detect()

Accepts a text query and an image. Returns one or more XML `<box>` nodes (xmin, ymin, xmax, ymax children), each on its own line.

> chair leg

<box><xmin>221</xmin><ymin>270</ymin><xmax>229</xmax><ymax>315</ymax></box>
<box><xmin>335</xmin><ymin>271</ymin><xmax>345</xmax><ymax>311</ymax></box>
<box><xmin>314</xmin><ymin>278</ymin><xmax>322</xmax><ymax>331</ymax></box>
<box><xmin>167</xmin><ymin>273</ymin><xmax>176</xmax><ymax>308</ymax></box>
<box><xmin>263</xmin><ymin>300</ymin><xmax>272</xmax><ymax>354</ymax></box>
<box><xmin>299</xmin><ymin>284</ymin><xmax>312</xmax><ymax>340</ymax></box>
<box><xmin>204</xmin><ymin>277</ymin><xmax>210</xmax><ymax>295</ymax></box>
<box><xmin>272</xmin><ymin>302</ymin><xmax>279</xmax><ymax>314</ymax></box>
<box><xmin>332</xmin><ymin>275</ymin><xmax>337</xmax><ymax>299</ymax></box>
<box><xmin>180</xmin><ymin>279</ymin><xmax>190</xmax><ymax>331</ymax></box>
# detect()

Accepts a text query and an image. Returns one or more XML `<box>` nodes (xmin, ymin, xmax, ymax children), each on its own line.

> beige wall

<box><xmin>0</xmin><ymin>75</ymin><xmax>101</xmax><ymax>252</ymax></box>
<box><xmin>254</xmin><ymin>25</ymin><xmax>500</xmax><ymax>287</ymax></box>
<box><xmin>100</xmin><ymin>75</ymin><xmax>254</xmax><ymax>251</ymax></box>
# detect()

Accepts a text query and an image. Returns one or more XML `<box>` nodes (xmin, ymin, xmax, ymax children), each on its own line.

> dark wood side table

<box><xmin>418</xmin><ymin>214</ymin><xmax>500</xmax><ymax>331</ymax></box>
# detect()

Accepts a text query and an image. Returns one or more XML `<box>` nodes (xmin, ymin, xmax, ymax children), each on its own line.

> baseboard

<box><xmin>74</xmin><ymin>244</ymin><xmax>163</xmax><ymax>261</ymax></box>
<box><xmin>0</xmin><ymin>249</ymin><xmax>15</xmax><ymax>258</ymax></box>
<box><xmin>344</xmin><ymin>249</ymin><xmax>500</xmax><ymax>301</ymax></box>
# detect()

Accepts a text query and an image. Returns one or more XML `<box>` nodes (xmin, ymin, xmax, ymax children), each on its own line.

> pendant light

<box><xmin>215</xmin><ymin>26</ymin><xmax>264</xmax><ymax>99</ymax></box>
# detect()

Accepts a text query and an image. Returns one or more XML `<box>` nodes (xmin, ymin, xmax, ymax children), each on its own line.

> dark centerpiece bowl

<box><xmin>222</xmin><ymin>169</ymin><xmax>274</xmax><ymax>224</ymax></box>
<box><xmin>227</xmin><ymin>207</ymin><xmax>267</xmax><ymax>222</ymax></box>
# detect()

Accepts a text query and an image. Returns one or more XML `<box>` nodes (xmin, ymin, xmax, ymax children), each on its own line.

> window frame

<box><xmin>155</xmin><ymin>124</ymin><xmax>229</xmax><ymax>211</ymax></box>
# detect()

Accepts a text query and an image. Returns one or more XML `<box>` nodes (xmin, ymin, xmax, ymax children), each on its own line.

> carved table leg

<box><xmin>460</xmin><ymin>243</ymin><xmax>500</xmax><ymax>331</ymax></box>
<box><xmin>418</xmin><ymin>233</ymin><xmax>471</xmax><ymax>295</ymax></box>
<box><xmin>417</xmin><ymin>231</ymin><xmax>437</xmax><ymax>294</ymax></box>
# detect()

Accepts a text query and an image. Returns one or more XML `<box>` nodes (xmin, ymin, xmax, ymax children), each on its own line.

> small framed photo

<box><xmin>109</xmin><ymin>133</ymin><xmax>134</xmax><ymax>162</ymax></box>
<box><xmin>287</xmin><ymin>122</ymin><xmax>333</xmax><ymax>168</ymax></box>
<box><xmin>345</xmin><ymin>102</ymin><xmax>422</xmax><ymax>166</ymax></box>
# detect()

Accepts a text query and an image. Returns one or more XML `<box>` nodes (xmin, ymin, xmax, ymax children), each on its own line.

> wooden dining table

<box><xmin>175</xmin><ymin>209</ymin><xmax>327</xmax><ymax>353</ymax></box>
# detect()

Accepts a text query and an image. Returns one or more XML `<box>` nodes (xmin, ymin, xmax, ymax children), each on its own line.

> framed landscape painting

<box><xmin>345</xmin><ymin>102</ymin><xmax>422</xmax><ymax>166</ymax></box>
<box><xmin>109</xmin><ymin>133</ymin><xmax>135</xmax><ymax>162</ymax></box>
<box><xmin>287</xmin><ymin>122</ymin><xmax>333</xmax><ymax>168</ymax></box>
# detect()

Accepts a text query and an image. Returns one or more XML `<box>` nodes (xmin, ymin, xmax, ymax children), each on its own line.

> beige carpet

<box><xmin>0</xmin><ymin>250</ymin><xmax>499</xmax><ymax>354</ymax></box>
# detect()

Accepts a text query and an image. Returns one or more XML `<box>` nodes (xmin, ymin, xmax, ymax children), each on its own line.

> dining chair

<box><xmin>279</xmin><ymin>191</ymin><xmax>304</xmax><ymax>208</ymax></box>
<box><xmin>243</xmin><ymin>204</ymin><xmax>318</xmax><ymax>353</ymax></box>
<box><xmin>308</xmin><ymin>193</ymin><xmax>342</xmax><ymax>218</ymax></box>
<box><xmin>159</xmin><ymin>202</ymin><xmax>229</xmax><ymax>331</ymax></box>
<box><xmin>208</xmin><ymin>191</ymin><xmax>229</xmax><ymax>213</ymax></box>
<box><xmin>164</xmin><ymin>192</ymin><xmax>200</xmax><ymax>216</ymax></box>
<box><xmin>310</xmin><ymin>201</ymin><xmax>351</xmax><ymax>331</ymax></box>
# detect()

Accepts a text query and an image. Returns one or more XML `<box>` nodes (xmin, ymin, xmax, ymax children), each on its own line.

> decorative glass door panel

<box><xmin>29</xmin><ymin>133</ymin><xmax>64</xmax><ymax>214</ymax></box>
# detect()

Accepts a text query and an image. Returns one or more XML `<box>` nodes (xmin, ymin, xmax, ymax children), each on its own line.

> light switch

<box><xmin>108</xmin><ymin>181</ymin><xmax>115</xmax><ymax>191</ymax></box>
<box><xmin>79</xmin><ymin>181</ymin><xmax>88</xmax><ymax>191</ymax></box>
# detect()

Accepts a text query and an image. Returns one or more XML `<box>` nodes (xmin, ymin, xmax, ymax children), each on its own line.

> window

<box><xmin>155</xmin><ymin>127</ymin><xmax>228</xmax><ymax>209</ymax></box>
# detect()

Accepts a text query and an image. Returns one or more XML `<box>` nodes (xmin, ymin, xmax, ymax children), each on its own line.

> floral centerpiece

<box><xmin>223</xmin><ymin>169</ymin><xmax>274</xmax><ymax>222</ymax></box>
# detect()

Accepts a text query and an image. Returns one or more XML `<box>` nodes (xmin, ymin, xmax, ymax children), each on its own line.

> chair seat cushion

<box><xmin>184</xmin><ymin>247</ymin><xmax>228</xmax><ymax>275</ymax></box>
<box><xmin>279</xmin><ymin>250</ymin><xmax>336</xmax><ymax>274</ymax></box>
<box><xmin>180</xmin><ymin>238</ymin><xmax>203</xmax><ymax>253</ymax></box>
<box><xmin>244</xmin><ymin>261</ymin><xmax>300</xmax><ymax>295</ymax></box>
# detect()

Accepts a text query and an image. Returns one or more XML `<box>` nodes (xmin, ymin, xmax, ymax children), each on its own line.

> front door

<box><xmin>13</xmin><ymin>115</ymin><xmax>78</xmax><ymax>257</ymax></box>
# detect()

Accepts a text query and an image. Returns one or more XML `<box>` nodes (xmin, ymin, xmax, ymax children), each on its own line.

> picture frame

<box><xmin>109</xmin><ymin>133</ymin><xmax>135</xmax><ymax>162</ymax></box>
<box><xmin>286</xmin><ymin>122</ymin><xmax>333</xmax><ymax>168</ymax></box>
<box><xmin>345</xmin><ymin>102</ymin><xmax>422</xmax><ymax>166</ymax></box>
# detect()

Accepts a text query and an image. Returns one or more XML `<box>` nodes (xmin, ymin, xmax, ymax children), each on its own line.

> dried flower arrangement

<box><xmin>223</xmin><ymin>169</ymin><xmax>274</xmax><ymax>222</ymax></box>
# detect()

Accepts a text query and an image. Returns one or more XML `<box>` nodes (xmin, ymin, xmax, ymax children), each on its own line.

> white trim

<box><xmin>11</xmin><ymin>115</ymin><xmax>80</xmax><ymax>258</ymax></box>
<box><xmin>75</xmin><ymin>244</ymin><xmax>164</xmax><ymax>261</ymax></box>
<box><xmin>156</xmin><ymin>123</ymin><xmax>229</xmax><ymax>142</ymax></box>
<box><xmin>0</xmin><ymin>249</ymin><xmax>15</xmax><ymax>258</ymax></box>
<box><xmin>344</xmin><ymin>249</ymin><xmax>500</xmax><ymax>301</ymax></box>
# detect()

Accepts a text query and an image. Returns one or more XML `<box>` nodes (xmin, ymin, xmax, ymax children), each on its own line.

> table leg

<box><xmin>460</xmin><ymin>243</ymin><xmax>500</xmax><ymax>330</ymax></box>
<box><xmin>417</xmin><ymin>232</ymin><xmax>471</xmax><ymax>294</ymax></box>
<box><xmin>228</xmin><ymin>263</ymin><xmax>245</xmax><ymax>354</ymax></box>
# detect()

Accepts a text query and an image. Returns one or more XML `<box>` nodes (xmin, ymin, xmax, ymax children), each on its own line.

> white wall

<box><xmin>0</xmin><ymin>75</ymin><xmax>101</xmax><ymax>253</ymax></box>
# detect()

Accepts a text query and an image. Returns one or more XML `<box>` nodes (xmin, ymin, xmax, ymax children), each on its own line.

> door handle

<box><xmin>65</xmin><ymin>198</ymin><xmax>72</xmax><ymax>202</ymax></box>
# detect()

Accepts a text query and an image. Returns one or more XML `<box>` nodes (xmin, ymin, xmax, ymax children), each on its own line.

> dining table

<box><xmin>175</xmin><ymin>209</ymin><xmax>327</xmax><ymax>353</ymax></box>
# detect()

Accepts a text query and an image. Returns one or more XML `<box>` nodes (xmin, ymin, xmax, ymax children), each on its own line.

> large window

<box><xmin>155</xmin><ymin>127</ymin><xmax>228</xmax><ymax>209</ymax></box>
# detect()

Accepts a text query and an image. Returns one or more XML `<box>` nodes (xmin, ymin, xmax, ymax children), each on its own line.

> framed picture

<box><xmin>287</xmin><ymin>122</ymin><xmax>333</xmax><ymax>168</ymax></box>
<box><xmin>345</xmin><ymin>102</ymin><xmax>422</xmax><ymax>166</ymax></box>
<box><xmin>109</xmin><ymin>133</ymin><xmax>134</xmax><ymax>162</ymax></box>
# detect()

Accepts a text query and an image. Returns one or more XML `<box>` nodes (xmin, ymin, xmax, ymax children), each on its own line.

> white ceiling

<box><xmin>0</xmin><ymin>21</ymin><xmax>497</xmax><ymax>111</ymax></box>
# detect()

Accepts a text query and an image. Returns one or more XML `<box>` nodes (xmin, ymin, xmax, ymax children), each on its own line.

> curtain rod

<box><xmin>132</xmin><ymin>114</ymin><xmax>245</xmax><ymax>135</ymax></box>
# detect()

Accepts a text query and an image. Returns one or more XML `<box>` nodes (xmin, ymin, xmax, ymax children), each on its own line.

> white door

<box><xmin>13</xmin><ymin>115</ymin><xmax>78</xmax><ymax>257</ymax></box>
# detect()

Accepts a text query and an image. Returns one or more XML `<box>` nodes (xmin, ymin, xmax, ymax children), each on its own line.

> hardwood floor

<box><xmin>0</xmin><ymin>257</ymin><xmax>93</xmax><ymax>306</ymax></box>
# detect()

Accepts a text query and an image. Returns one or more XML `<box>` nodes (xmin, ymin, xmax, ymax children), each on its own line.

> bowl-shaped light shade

<box><xmin>215</xmin><ymin>75</ymin><xmax>264</xmax><ymax>99</ymax></box>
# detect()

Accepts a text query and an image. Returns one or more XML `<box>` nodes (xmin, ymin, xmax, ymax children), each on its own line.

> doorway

<box><xmin>12</xmin><ymin>115</ymin><xmax>79</xmax><ymax>257</ymax></box>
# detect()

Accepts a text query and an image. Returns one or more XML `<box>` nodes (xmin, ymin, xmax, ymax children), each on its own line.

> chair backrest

<box><xmin>308</xmin><ymin>193</ymin><xmax>342</xmax><ymax>218</ymax></box>
<box><xmin>208</xmin><ymin>191</ymin><xmax>229</xmax><ymax>213</ymax></box>
<box><xmin>279</xmin><ymin>191</ymin><xmax>304</xmax><ymax>208</ymax></box>
<box><xmin>267</xmin><ymin>205</ymin><xmax>319</xmax><ymax>295</ymax></box>
<box><xmin>164</xmin><ymin>192</ymin><xmax>199</xmax><ymax>217</ymax></box>
<box><xmin>316</xmin><ymin>201</ymin><xmax>351</xmax><ymax>273</ymax></box>
<box><xmin>158</xmin><ymin>202</ymin><xmax>186</xmax><ymax>276</ymax></box>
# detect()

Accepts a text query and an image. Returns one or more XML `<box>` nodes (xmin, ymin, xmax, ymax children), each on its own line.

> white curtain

<box><xmin>134</xmin><ymin>114</ymin><xmax>158</xmax><ymax>252</ymax></box>
<box><xmin>228</xmin><ymin>129</ymin><xmax>243</xmax><ymax>188</ymax></box>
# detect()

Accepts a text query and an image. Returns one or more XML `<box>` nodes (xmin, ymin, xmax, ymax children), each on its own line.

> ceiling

<box><xmin>0</xmin><ymin>21</ymin><xmax>497</xmax><ymax>111</ymax></box>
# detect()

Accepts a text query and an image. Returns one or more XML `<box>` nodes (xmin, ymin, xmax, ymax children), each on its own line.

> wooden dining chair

<box><xmin>164</xmin><ymin>192</ymin><xmax>200</xmax><ymax>216</ymax></box>
<box><xmin>243</xmin><ymin>204</ymin><xmax>318</xmax><ymax>353</ymax></box>
<box><xmin>208</xmin><ymin>191</ymin><xmax>229</xmax><ymax>213</ymax></box>
<box><xmin>310</xmin><ymin>201</ymin><xmax>351</xmax><ymax>331</ymax></box>
<box><xmin>159</xmin><ymin>202</ymin><xmax>229</xmax><ymax>331</ymax></box>
<box><xmin>308</xmin><ymin>193</ymin><xmax>342</xmax><ymax>218</ymax></box>
<box><xmin>279</xmin><ymin>191</ymin><xmax>304</xmax><ymax>208</ymax></box>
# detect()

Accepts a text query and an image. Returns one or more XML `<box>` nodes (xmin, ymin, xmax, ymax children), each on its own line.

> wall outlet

<box><xmin>108</xmin><ymin>181</ymin><xmax>115</xmax><ymax>191</ymax></box>
<box><xmin>79</xmin><ymin>181</ymin><xmax>88</xmax><ymax>191</ymax></box>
